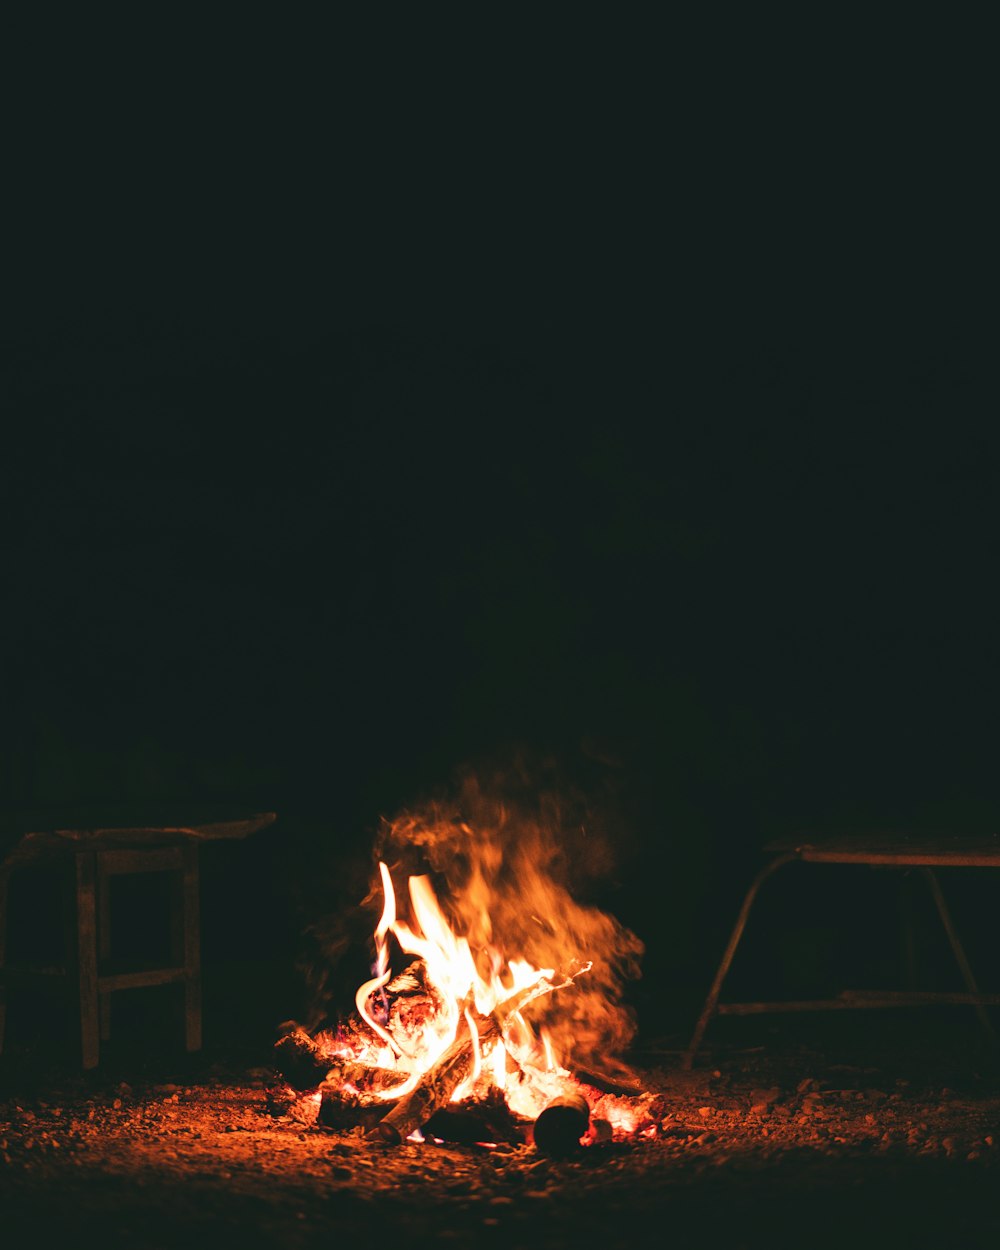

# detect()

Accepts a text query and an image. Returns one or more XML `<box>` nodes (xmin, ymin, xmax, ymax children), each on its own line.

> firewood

<box><xmin>572</xmin><ymin>1064</ymin><xmax>645</xmax><ymax>1097</ymax></box>
<box><xmin>273</xmin><ymin>1025</ymin><xmax>336</xmax><ymax>1090</ymax></box>
<box><xmin>423</xmin><ymin>1089</ymin><xmax>527</xmax><ymax>1145</ymax></box>
<box><xmin>531</xmin><ymin>1092</ymin><xmax>591</xmax><ymax>1155</ymax></box>
<box><xmin>369</xmin><ymin>1004</ymin><xmax>500</xmax><ymax>1144</ymax></box>
<box><xmin>368</xmin><ymin>972</ymin><xmax>574</xmax><ymax>1145</ymax></box>
<box><xmin>318</xmin><ymin>1080</ymin><xmax>390</xmax><ymax>1132</ymax></box>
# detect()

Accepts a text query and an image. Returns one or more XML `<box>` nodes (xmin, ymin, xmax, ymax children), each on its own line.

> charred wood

<box><xmin>369</xmin><ymin>1009</ymin><xmax>501</xmax><ymax>1144</ymax></box>
<box><xmin>273</xmin><ymin>1025</ymin><xmax>337</xmax><ymax>1090</ymax></box>
<box><xmin>367</xmin><ymin>973</ymin><xmax>579</xmax><ymax>1145</ymax></box>
<box><xmin>318</xmin><ymin>1081</ymin><xmax>389</xmax><ymax>1132</ymax></box>
<box><xmin>424</xmin><ymin>1089</ymin><xmax>527</xmax><ymax>1146</ymax></box>
<box><xmin>572</xmin><ymin>1065</ymin><xmax>646</xmax><ymax>1097</ymax></box>
<box><xmin>531</xmin><ymin>1092</ymin><xmax>591</xmax><ymax>1156</ymax></box>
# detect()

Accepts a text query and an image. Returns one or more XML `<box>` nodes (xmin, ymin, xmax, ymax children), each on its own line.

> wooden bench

<box><xmin>0</xmin><ymin>813</ymin><xmax>276</xmax><ymax>1068</ymax></box>
<box><xmin>683</xmin><ymin>834</ymin><xmax>1000</xmax><ymax>1068</ymax></box>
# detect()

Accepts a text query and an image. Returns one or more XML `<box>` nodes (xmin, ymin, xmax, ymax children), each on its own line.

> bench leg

<box><xmin>683</xmin><ymin>852</ymin><xmax>798</xmax><ymax>1069</ymax></box>
<box><xmin>97</xmin><ymin>863</ymin><xmax>112</xmax><ymax>1042</ymax></box>
<box><xmin>921</xmin><ymin>867</ymin><xmax>996</xmax><ymax>1044</ymax></box>
<box><xmin>171</xmin><ymin>846</ymin><xmax>201</xmax><ymax>1053</ymax></box>
<box><xmin>0</xmin><ymin>869</ymin><xmax>9</xmax><ymax>1057</ymax></box>
<box><xmin>75</xmin><ymin>853</ymin><xmax>100</xmax><ymax>1069</ymax></box>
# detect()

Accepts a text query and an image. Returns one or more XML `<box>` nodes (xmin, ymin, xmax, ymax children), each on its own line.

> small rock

<box><xmin>697</xmin><ymin>1106</ymin><xmax>713</xmax><ymax>1118</ymax></box>
<box><xmin>749</xmin><ymin>1087</ymin><xmax>780</xmax><ymax>1109</ymax></box>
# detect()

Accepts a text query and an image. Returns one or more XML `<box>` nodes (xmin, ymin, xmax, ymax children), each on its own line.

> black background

<box><xmin>2</xmin><ymin>18</ymin><xmax>997</xmax><ymax>1052</ymax></box>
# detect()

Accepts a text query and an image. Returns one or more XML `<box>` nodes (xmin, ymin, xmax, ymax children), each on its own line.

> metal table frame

<box><xmin>683</xmin><ymin>837</ymin><xmax>1000</xmax><ymax>1069</ymax></box>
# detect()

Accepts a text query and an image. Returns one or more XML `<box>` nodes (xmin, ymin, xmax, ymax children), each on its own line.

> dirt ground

<box><xmin>3</xmin><ymin>1011</ymin><xmax>1000</xmax><ymax>1249</ymax></box>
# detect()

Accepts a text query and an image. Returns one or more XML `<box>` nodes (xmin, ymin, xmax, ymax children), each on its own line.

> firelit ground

<box><xmin>2</xmin><ymin>1015</ymin><xmax>1000</xmax><ymax>1249</ymax></box>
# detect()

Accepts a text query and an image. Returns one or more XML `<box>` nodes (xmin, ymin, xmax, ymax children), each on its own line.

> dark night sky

<box><xmin>2</xmin><ymin>25</ymin><xmax>997</xmax><ymax>1030</ymax></box>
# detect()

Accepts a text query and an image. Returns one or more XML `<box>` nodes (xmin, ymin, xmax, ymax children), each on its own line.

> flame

<box><xmin>355</xmin><ymin>862</ymin><xmax>563</xmax><ymax>1108</ymax></box>
<box><xmin>313</xmin><ymin>772</ymin><xmax>647</xmax><ymax>1130</ymax></box>
<box><xmin>354</xmin><ymin>861</ymin><xmax>402</xmax><ymax>1057</ymax></box>
<box><xmin>375</xmin><ymin>772</ymin><xmax>644</xmax><ymax>1068</ymax></box>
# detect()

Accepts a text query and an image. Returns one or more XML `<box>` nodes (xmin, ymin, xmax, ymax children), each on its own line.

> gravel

<box><xmin>3</xmin><ymin>1018</ymin><xmax>1000</xmax><ymax>1248</ymax></box>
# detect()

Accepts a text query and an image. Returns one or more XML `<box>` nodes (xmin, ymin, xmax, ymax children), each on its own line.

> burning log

<box><xmin>369</xmin><ymin>1006</ymin><xmax>501</xmax><ymax>1144</ymax></box>
<box><xmin>318</xmin><ymin>1081</ymin><xmax>391</xmax><ymax>1132</ymax></box>
<box><xmin>369</xmin><ymin>977</ymin><xmax>565</xmax><ymax>1145</ymax></box>
<box><xmin>531</xmin><ymin>1092</ymin><xmax>591</xmax><ymax>1156</ymax></box>
<box><xmin>273</xmin><ymin>1024</ymin><xmax>337</xmax><ymax>1090</ymax></box>
<box><xmin>423</xmin><ymin>1088</ymin><xmax>525</xmax><ymax>1145</ymax></box>
<box><xmin>572</xmin><ymin>1064</ymin><xmax>646</xmax><ymax>1098</ymax></box>
<box><xmin>382</xmin><ymin>963</ymin><xmax>445</xmax><ymax>1053</ymax></box>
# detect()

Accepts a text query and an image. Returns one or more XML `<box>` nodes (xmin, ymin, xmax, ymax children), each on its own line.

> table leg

<box><xmin>683</xmin><ymin>852</ymin><xmax>799</xmax><ymax>1068</ymax></box>
<box><xmin>921</xmin><ymin>867</ymin><xmax>996</xmax><ymax>1043</ymax></box>
<box><xmin>0</xmin><ymin>869</ymin><xmax>9</xmax><ymax>1056</ymax></box>
<box><xmin>75</xmin><ymin>853</ymin><xmax>100</xmax><ymax>1069</ymax></box>
<box><xmin>97</xmin><ymin>860</ymin><xmax>112</xmax><ymax>1041</ymax></box>
<box><xmin>171</xmin><ymin>845</ymin><xmax>201</xmax><ymax>1053</ymax></box>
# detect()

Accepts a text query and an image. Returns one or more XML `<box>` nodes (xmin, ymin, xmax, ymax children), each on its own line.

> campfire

<box><xmin>270</xmin><ymin>782</ymin><xmax>664</xmax><ymax>1151</ymax></box>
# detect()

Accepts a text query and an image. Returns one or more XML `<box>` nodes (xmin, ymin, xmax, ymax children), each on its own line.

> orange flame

<box><xmin>354</xmin><ymin>862</ymin><xmax>565</xmax><ymax>1108</ymax></box>
<box><xmin>324</xmin><ymin>774</ymin><xmax>647</xmax><ymax>1128</ymax></box>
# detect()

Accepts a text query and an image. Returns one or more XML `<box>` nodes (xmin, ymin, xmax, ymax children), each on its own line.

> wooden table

<box><xmin>0</xmin><ymin>813</ymin><xmax>276</xmax><ymax>1068</ymax></box>
<box><xmin>683</xmin><ymin>834</ymin><xmax>1000</xmax><ymax>1068</ymax></box>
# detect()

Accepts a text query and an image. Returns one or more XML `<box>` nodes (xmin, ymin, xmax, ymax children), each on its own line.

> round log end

<box><xmin>532</xmin><ymin>1093</ymin><xmax>591</xmax><ymax>1156</ymax></box>
<box><xmin>367</xmin><ymin>1121</ymin><xmax>402</xmax><ymax>1145</ymax></box>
